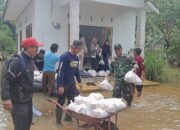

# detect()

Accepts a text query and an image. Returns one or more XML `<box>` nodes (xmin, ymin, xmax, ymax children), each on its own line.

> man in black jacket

<box><xmin>1</xmin><ymin>37</ymin><xmax>43</xmax><ymax>130</ymax></box>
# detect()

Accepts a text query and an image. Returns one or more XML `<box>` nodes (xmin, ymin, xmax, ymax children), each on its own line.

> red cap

<box><xmin>21</xmin><ymin>37</ymin><xmax>44</xmax><ymax>48</ymax></box>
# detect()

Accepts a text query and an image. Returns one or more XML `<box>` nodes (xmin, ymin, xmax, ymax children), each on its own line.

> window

<box><xmin>26</xmin><ymin>24</ymin><xmax>32</xmax><ymax>38</ymax></box>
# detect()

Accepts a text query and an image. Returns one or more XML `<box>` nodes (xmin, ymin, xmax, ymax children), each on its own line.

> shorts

<box><xmin>133</xmin><ymin>84</ymin><xmax>143</xmax><ymax>92</ymax></box>
<box><xmin>42</xmin><ymin>71</ymin><xmax>55</xmax><ymax>89</ymax></box>
<box><xmin>136</xmin><ymin>85</ymin><xmax>143</xmax><ymax>92</ymax></box>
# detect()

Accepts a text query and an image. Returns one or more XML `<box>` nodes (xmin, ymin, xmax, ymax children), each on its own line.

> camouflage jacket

<box><xmin>110</xmin><ymin>56</ymin><xmax>135</xmax><ymax>85</ymax></box>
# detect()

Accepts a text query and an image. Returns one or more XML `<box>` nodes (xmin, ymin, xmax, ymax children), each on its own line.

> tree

<box><xmin>146</xmin><ymin>0</ymin><xmax>180</xmax><ymax>62</ymax></box>
<box><xmin>0</xmin><ymin>0</ymin><xmax>16</xmax><ymax>58</ymax></box>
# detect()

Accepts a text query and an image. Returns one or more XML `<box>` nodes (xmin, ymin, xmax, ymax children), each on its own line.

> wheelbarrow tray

<box><xmin>47</xmin><ymin>98</ymin><xmax>119</xmax><ymax>130</ymax></box>
<box><xmin>67</xmin><ymin>109</ymin><xmax>113</xmax><ymax>125</ymax></box>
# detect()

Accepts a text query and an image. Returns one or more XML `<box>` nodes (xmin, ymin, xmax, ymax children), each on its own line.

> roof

<box><xmin>3</xmin><ymin>0</ymin><xmax>32</xmax><ymax>21</ymax></box>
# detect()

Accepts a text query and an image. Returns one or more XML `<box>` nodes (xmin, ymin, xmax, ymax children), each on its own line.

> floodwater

<box><xmin>0</xmin><ymin>83</ymin><xmax>180</xmax><ymax>130</ymax></box>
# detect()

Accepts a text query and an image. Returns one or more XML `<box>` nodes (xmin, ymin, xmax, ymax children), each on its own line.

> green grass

<box><xmin>160</xmin><ymin>66</ymin><xmax>180</xmax><ymax>84</ymax></box>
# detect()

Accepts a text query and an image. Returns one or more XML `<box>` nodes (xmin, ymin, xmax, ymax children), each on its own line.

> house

<box><xmin>3</xmin><ymin>0</ymin><xmax>159</xmax><ymax>58</ymax></box>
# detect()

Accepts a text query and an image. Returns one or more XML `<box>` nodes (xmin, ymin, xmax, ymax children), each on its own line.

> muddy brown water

<box><xmin>0</xmin><ymin>83</ymin><xmax>180</xmax><ymax>130</ymax></box>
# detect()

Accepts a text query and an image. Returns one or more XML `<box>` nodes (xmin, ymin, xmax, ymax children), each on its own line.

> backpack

<box><xmin>2</xmin><ymin>54</ymin><xmax>26</xmax><ymax>82</ymax></box>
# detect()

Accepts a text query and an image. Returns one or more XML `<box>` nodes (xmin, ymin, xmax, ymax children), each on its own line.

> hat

<box><xmin>114</xmin><ymin>43</ymin><xmax>122</xmax><ymax>50</ymax></box>
<box><xmin>71</xmin><ymin>40</ymin><xmax>82</xmax><ymax>48</ymax></box>
<box><xmin>21</xmin><ymin>37</ymin><xmax>44</xmax><ymax>48</ymax></box>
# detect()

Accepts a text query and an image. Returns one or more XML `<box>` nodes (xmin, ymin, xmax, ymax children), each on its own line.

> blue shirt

<box><xmin>57</xmin><ymin>51</ymin><xmax>81</xmax><ymax>87</ymax></box>
<box><xmin>43</xmin><ymin>51</ymin><xmax>59</xmax><ymax>71</ymax></box>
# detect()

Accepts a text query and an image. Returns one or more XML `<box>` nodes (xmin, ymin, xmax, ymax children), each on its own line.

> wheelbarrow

<box><xmin>47</xmin><ymin>99</ymin><xmax>119</xmax><ymax>130</ymax></box>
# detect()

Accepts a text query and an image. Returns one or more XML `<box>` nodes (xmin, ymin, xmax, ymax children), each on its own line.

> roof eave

<box><xmin>145</xmin><ymin>1</ymin><xmax>159</xmax><ymax>14</ymax></box>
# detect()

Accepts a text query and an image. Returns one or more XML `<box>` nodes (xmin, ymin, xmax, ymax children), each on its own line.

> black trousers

<box><xmin>91</xmin><ymin>57</ymin><xmax>99</xmax><ymax>71</ymax></box>
<box><xmin>56</xmin><ymin>84</ymin><xmax>79</xmax><ymax>124</ymax></box>
<box><xmin>103</xmin><ymin>57</ymin><xmax>109</xmax><ymax>71</ymax></box>
<box><xmin>11</xmin><ymin>100</ymin><xmax>32</xmax><ymax>130</ymax></box>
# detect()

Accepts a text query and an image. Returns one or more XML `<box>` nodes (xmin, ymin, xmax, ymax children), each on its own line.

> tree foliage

<box><xmin>146</xmin><ymin>0</ymin><xmax>180</xmax><ymax>62</ymax></box>
<box><xmin>0</xmin><ymin>0</ymin><xmax>16</xmax><ymax>57</ymax></box>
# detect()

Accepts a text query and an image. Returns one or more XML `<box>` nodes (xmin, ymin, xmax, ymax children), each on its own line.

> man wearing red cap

<box><xmin>1</xmin><ymin>37</ymin><xmax>43</xmax><ymax>130</ymax></box>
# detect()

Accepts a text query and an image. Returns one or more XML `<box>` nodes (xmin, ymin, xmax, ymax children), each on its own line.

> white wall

<box><xmin>113</xmin><ymin>11</ymin><xmax>136</xmax><ymax>57</ymax></box>
<box><xmin>15</xmin><ymin>0</ymin><xmax>137</xmax><ymax>56</ymax></box>
<box><xmin>80</xmin><ymin>1</ymin><xmax>137</xmax><ymax>57</ymax></box>
<box><xmin>15</xmin><ymin>0</ymin><xmax>35</xmax><ymax>53</ymax></box>
<box><xmin>34</xmin><ymin>0</ymin><xmax>69</xmax><ymax>55</ymax></box>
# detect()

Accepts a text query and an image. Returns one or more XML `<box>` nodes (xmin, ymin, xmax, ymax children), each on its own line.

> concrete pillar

<box><xmin>69</xmin><ymin>0</ymin><xmax>80</xmax><ymax>45</ymax></box>
<box><xmin>136</xmin><ymin>9</ymin><xmax>146</xmax><ymax>56</ymax></box>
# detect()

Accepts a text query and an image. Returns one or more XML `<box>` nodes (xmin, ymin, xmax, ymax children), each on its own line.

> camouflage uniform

<box><xmin>110</xmin><ymin>56</ymin><xmax>135</xmax><ymax>106</ymax></box>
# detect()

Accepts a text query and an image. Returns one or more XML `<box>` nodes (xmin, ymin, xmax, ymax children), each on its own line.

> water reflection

<box><xmin>0</xmin><ymin>84</ymin><xmax>180</xmax><ymax>130</ymax></box>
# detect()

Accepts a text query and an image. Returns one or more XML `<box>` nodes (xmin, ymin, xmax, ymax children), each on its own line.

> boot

<box><xmin>56</xmin><ymin>107</ymin><xmax>62</xmax><ymax>125</ymax></box>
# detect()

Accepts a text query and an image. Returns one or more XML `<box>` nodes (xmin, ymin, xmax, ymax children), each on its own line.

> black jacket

<box><xmin>1</xmin><ymin>52</ymin><xmax>34</xmax><ymax>103</ymax></box>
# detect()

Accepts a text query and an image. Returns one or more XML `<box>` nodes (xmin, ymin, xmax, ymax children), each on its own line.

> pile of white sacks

<box><xmin>34</xmin><ymin>71</ymin><xmax>43</xmax><ymax>82</ymax></box>
<box><xmin>87</xmin><ymin>70</ymin><xmax>110</xmax><ymax>77</ymax></box>
<box><xmin>66</xmin><ymin>93</ymin><xmax>126</xmax><ymax>118</ymax></box>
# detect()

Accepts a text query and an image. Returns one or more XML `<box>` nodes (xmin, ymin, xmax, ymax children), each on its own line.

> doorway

<box><xmin>80</xmin><ymin>25</ymin><xmax>113</xmax><ymax>68</ymax></box>
<box><xmin>68</xmin><ymin>25</ymin><xmax>113</xmax><ymax>69</ymax></box>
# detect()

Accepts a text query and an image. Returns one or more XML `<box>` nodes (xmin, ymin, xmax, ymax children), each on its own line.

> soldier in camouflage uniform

<box><xmin>110</xmin><ymin>44</ymin><xmax>135</xmax><ymax>106</ymax></box>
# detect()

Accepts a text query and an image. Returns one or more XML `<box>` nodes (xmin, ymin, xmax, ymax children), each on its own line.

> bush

<box><xmin>145</xmin><ymin>51</ymin><xmax>165</xmax><ymax>81</ymax></box>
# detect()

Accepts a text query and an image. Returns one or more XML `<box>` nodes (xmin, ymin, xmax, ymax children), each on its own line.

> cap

<box><xmin>71</xmin><ymin>40</ymin><xmax>83</xmax><ymax>48</ymax></box>
<box><xmin>114</xmin><ymin>43</ymin><xmax>122</xmax><ymax>50</ymax></box>
<box><xmin>21</xmin><ymin>37</ymin><xmax>44</xmax><ymax>48</ymax></box>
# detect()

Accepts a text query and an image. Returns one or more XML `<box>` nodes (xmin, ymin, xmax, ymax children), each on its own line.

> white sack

<box><xmin>124</xmin><ymin>71</ymin><xmax>142</xmax><ymax>85</ymax></box>
<box><xmin>88</xmin><ymin>93</ymin><xmax>104</xmax><ymax>100</ymax></box>
<box><xmin>97</xmin><ymin>71</ymin><xmax>106</xmax><ymax>77</ymax></box>
<box><xmin>99</xmin><ymin>59</ymin><xmax>105</xmax><ymax>65</ymax></box>
<box><xmin>74</xmin><ymin>103</ymin><xmax>88</xmax><ymax>115</ymax></box>
<box><xmin>99</xmin><ymin>78</ymin><xmax>113</xmax><ymax>91</ymax></box>
<box><xmin>89</xmin><ymin>108</ymin><xmax>109</xmax><ymax>118</ymax></box>
<box><xmin>87</xmin><ymin>69</ymin><xmax>97</xmax><ymax>77</ymax></box>
<box><xmin>99</xmin><ymin>98</ymin><xmax>126</xmax><ymax>113</ymax></box>
<box><xmin>34</xmin><ymin>71</ymin><xmax>41</xmax><ymax>77</ymax></box>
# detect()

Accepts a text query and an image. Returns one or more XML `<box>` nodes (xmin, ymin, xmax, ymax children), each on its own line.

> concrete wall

<box><xmin>15</xmin><ymin>0</ymin><xmax>35</xmax><ymax>52</ymax></box>
<box><xmin>113</xmin><ymin>11</ymin><xmax>136</xmax><ymax>56</ymax></box>
<box><xmin>15</xmin><ymin>0</ymin><xmax>136</xmax><ymax>56</ymax></box>
<box><xmin>34</xmin><ymin>0</ymin><xmax>68</xmax><ymax>55</ymax></box>
<box><xmin>80</xmin><ymin>1</ymin><xmax>137</xmax><ymax>57</ymax></box>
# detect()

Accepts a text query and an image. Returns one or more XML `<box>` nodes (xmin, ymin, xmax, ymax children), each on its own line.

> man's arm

<box><xmin>1</xmin><ymin>58</ymin><xmax>21</xmax><ymax>100</ymax></box>
<box><xmin>56</xmin><ymin>56</ymin><xmax>66</xmax><ymax>88</ymax></box>
<box><xmin>1</xmin><ymin>58</ymin><xmax>21</xmax><ymax>111</ymax></box>
<box><xmin>75</xmin><ymin>66</ymin><xmax>82</xmax><ymax>91</ymax></box>
<box><xmin>109</xmin><ymin>60</ymin><xmax>115</xmax><ymax>75</ymax></box>
<box><xmin>75</xmin><ymin>67</ymin><xmax>81</xmax><ymax>84</ymax></box>
<box><xmin>56</xmin><ymin>55</ymin><xmax>67</xmax><ymax>95</ymax></box>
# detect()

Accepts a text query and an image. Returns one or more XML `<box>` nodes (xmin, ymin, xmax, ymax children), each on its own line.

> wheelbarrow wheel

<box><xmin>100</xmin><ymin>121</ymin><xmax>119</xmax><ymax>130</ymax></box>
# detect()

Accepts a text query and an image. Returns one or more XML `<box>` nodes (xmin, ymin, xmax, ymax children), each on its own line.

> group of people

<box><xmin>90</xmin><ymin>37</ymin><xmax>111</xmax><ymax>72</ymax></box>
<box><xmin>1</xmin><ymin>36</ymin><xmax>144</xmax><ymax>130</ymax></box>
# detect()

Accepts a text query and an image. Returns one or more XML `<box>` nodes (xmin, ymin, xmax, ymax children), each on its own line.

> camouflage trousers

<box><xmin>112</xmin><ymin>82</ymin><xmax>133</xmax><ymax>106</ymax></box>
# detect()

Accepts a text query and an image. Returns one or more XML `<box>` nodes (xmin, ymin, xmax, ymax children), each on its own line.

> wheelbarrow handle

<box><xmin>47</xmin><ymin>99</ymin><xmax>67</xmax><ymax>112</ymax></box>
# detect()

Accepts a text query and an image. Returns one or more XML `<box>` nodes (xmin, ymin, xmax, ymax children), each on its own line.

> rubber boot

<box><xmin>56</xmin><ymin>107</ymin><xmax>62</xmax><ymax>125</ymax></box>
